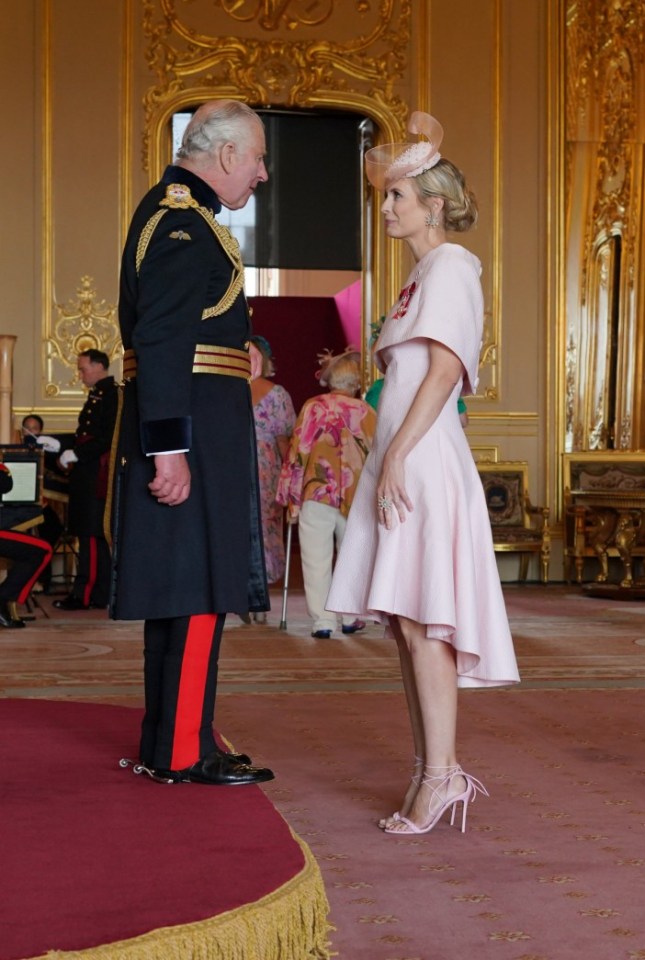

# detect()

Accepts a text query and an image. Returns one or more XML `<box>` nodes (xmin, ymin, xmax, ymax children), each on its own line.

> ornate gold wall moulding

<box><xmin>471</xmin><ymin>447</ymin><xmax>499</xmax><ymax>463</ymax></box>
<box><xmin>566</xmin><ymin>0</ymin><xmax>643</xmax><ymax>144</ymax></box>
<box><xmin>618</xmin><ymin>415</ymin><xmax>632</xmax><ymax>449</ymax></box>
<box><xmin>565</xmin><ymin>0</ymin><xmax>645</xmax><ymax>453</ymax></box>
<box><xmin>211</xmin><ymin>0</ymin><xmax>365</xmax><ymax>31</ymax></box>
<box><xmin>45</xmin><ymin>276</ymin><xmax>121</xmax><ymax>398</ymax></box>
<box><xmin>473</xmin><ymin>311</ymin><xmax>498</xmax><ymax>402</ymax></box>
<box><xmin>141</xmin><ymin>0</ymin><xmax>410</xmax><ymax>171</ymax></box>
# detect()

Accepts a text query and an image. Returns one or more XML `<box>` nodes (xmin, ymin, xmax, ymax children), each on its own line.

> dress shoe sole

<box><xmin>143</xmin><ymin>766</ymin><xmax>274</xmax><ymax>786</ymax></box>
<box><xmin>185</xmin><ymin>770</ymin><xmax>275</xmax><ymax>786</ymax></box>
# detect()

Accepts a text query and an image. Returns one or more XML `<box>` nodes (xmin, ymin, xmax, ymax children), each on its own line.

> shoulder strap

<box><xmin>135</xmin><ymin>184</ymin><xmax>246</xmax><ymax>317</ymax></box>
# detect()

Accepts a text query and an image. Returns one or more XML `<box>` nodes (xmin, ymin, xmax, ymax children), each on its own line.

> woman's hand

<box><xmin>377</xmin><ymin>452</ymin><xmax>413</xmax><ymax>529</ymax></box>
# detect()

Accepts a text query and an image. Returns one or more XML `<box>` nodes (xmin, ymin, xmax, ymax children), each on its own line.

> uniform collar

<box><xmin>91</xmin><ymin>375</ymin><xmax>115</xmax><ymax>392</ymax></box>
<box><xmin>162</xmin><ymin>165</ymin><xmax>222</xmax><ymax>214</ymax></box>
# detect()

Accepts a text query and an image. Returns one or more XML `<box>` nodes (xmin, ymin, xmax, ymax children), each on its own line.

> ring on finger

<box><xmin>377</xmin><ymin>495</ymin><xmax>392</xmax><ymax>511</ymax></box>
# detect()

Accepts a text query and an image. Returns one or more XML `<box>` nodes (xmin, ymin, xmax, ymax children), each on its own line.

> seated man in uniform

<box><xmin>0</xmin><ymin>462</ymin><xmax>53</xmax><ymax>628</ymax></box>
<box><xmin>21</xmin><ymin>414</ymin><xmax>64</xmax><ymax>593</ymax></box>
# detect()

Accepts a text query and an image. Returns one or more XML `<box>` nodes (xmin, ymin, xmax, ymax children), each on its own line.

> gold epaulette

<box><xmin>159</xmin><ymin>183</ymin><xmax>200</xmax><ymax>210</ymax></box>
<box><xmin>135</xmin><ymin>183</ymin><xmax>245</xmax><ymax>316</ymax></box>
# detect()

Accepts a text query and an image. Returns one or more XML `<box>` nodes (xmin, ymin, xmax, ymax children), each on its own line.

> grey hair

<box><xmin>413</xmin><ymin>158</ymin><xmax>478</xmax><ymax>232</ymax></box>
<box><xmin>176</xmin><ymin>100</ymin><xmax>263</xmax><ymax>161</ymax></box>
<box><xmin>327</xmin><ymin>355</ymin><xmax>361</xmax><ymax>395</ymax></box>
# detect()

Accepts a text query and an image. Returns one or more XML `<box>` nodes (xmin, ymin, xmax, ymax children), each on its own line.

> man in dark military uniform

<box><xmin>53</xmin><ymin>350</ymin><xmax>118</xmax><ymax>610</ymax></box>
<box><xmin>0</xmin><ymin>463</ymin><xmax>53</xmax><ymax>628</ymax></box>
<box><xmin>111</xmin><ymin>100</ymin><xmax>273</xmax><ymax>786</ymax></box>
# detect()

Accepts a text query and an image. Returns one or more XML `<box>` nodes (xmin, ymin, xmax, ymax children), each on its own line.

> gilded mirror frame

<box><xmin>136</xmin><ymin>0</ymin><xmax>417</xmax><ymax>390</ymax></box>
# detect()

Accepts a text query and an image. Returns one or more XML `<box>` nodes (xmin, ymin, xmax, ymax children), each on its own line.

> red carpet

<box><xmin>0</xmin><ymin>700</ymin><xmax>329</xmax><ymax>960</ymax></box>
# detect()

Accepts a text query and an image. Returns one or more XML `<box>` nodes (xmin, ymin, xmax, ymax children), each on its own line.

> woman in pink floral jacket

<box><xmin>276</xmin><ymin>349</ymin><xmax>376</xmax><ymax>638</ymax></box>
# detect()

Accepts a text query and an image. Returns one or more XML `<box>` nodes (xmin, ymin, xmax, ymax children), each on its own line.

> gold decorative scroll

<box><xmin>212</xmin><ymin>0</ymin><xmax>340</xmax><ymax>30</ymax></box>
<box><xmin>141</xmin><ymin>0</ymin><xmax>410</xmax><ymax>172</ymax></box>
<box><xmin>45</xmin><ymin>276</ymin><xmax>121</xmax><ymax>397</ymax></box>
<box><xmin>480</xmin><ymin>313</ymin><xmax>498</xmax><ymax>402</ymax></box>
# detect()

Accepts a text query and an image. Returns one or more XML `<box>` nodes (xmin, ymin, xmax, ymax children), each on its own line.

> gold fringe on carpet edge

<box><xmin>32</xmin><ymin>830</ymin><xmax>332</xmax><ymax>960</ymax></box>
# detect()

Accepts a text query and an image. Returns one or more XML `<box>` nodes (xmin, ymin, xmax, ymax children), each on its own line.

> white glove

<box><xmin>59</xmin><ymin>449</ymin><xmax>79</xmax><ymax>468</ymax></box>
<box><xmin>36</xmin><ymin>435</ymin><xmax>61</xmax><ymax>454</ymax></box>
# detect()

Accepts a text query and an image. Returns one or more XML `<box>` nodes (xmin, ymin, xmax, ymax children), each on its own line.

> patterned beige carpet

<box><xmin>2</xmin><ymin>585</ymin><xmax>645</xmax><ymax>702</ymax></box>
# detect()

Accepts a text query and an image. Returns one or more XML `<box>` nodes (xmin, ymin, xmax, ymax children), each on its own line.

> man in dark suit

<box><xmin>111</xmin><ymin>100</ymin><xmax>273</xmax><ymax>786</ymax></box>
<box><xmin>53</xmin><ymin>350</ymin><xmax>118</xmax><ymax>610</ymax></box>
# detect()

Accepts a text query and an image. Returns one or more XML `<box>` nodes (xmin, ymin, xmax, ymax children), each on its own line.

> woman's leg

<box><xmin>387</xmin><ymin>614</ymin><xmax>466</xmax><ymax>831</ymax></box>
<box><xmin>378</xmin><ymin>616</ymin><xmax>426</xmax><ymax>825</ymax></box>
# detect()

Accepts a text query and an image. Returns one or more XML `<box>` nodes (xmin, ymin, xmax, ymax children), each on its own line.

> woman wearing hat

<box><xmin>327</xmin><ymin>113</ymin><xmax>519</xmax><ymax>835</ymax></box>
<box><xmin>277</xmin><ymin>348</ymin><xmax>376</xmax><ymax>638</ymax></box>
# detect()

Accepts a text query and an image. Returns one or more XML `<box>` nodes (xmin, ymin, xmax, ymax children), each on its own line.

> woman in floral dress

<box><xmin>277</xmin><ymin>349</ymin><xmax>376</xmax><ymax>638</ymax></box>
<box><xmin>249</xmin><ymin>336</ymin><xmax>296</xmax><ymax>622</ymax></box>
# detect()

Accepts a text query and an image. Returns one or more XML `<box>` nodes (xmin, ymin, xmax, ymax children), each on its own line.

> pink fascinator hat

<box><xmin>315</xmin><ymin>346</ymin><xmax>360</xmax><ymax>387</ymax></box>
<box><xmin>365</xmin><ymin>112</ymin><xmax>444</xmax><ymax>191</ymax></box>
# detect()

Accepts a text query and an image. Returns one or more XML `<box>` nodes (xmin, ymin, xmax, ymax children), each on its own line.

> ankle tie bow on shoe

<box><xmin>384</xmin><ymin>765</ymin><xmax>489</xmax><ymax>836</ymax></box>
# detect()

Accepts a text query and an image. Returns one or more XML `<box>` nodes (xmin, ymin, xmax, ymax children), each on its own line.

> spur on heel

<box><xmin>384</xmin><ymin>766</ymin><xmax>488</xmax><ymax>836</ymax></box>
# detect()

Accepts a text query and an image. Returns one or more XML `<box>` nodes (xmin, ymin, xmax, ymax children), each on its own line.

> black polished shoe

<box><xmin>0</xmin><ymin>601</ymin><xmax>25</xmax><ymax>629</ymax></box>
<box><xmin>312</xmin><ymin>629</ymin><xmax>332</xmax><ymax>639</ymax></box>
<box><xmin>155</xmin><ymin>751</ymin><xmax>274</xmax><ymax>786</ymax></box>
<box><xmin>211</xmin><ymin>744</ymin><xmax>252</xmax><ymax>766</ymax></box>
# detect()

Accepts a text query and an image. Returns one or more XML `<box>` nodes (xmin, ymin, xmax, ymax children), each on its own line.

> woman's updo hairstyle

<box><xmin>317</xmin><ymin>348</ymin><xmax>361</xmax><ymax>396</ymax></box>
<box><xmin>414</xmin><ymin>158</ymin><xmax>478</xmax><ymax>233</ymax></box>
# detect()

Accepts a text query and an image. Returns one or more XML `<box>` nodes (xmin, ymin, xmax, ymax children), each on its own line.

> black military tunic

<box><xmin>67</xmin><ymin>375</ymin><xmax>118</xmax><ymax>537</ymax></box>
<box><xmin>111</xmin><ymin>166</ymin><xmax>268</xmax><ymax>621</ymax></box>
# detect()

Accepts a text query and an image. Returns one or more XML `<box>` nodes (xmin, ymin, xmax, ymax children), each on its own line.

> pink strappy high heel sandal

<box><xmin>384</xmin><ymin>765</ymin><xmax>488</xmax><ymax>836</ymax></box>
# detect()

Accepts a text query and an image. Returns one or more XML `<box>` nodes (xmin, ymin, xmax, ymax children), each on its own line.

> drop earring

<box><xmin>425</xmin><ymin>211</ymin><xmax>440</xmax><ymax>228</ymax></box>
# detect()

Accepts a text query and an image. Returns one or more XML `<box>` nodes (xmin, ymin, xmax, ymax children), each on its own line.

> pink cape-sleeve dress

<box><xmin>326</xmin><ymin>243</ymin><xmax>520</xmax><ymax>688</ymax></box>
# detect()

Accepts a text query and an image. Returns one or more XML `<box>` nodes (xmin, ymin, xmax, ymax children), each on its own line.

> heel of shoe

<box><xmin>450</xmin><ymin>794</ymin><xmax>470</xmax><ymax>833</ymax></box>
<box><xmin>448</xmin><ymin>771</ymin><xmax>489</xmax><ymax>833</ymax></box>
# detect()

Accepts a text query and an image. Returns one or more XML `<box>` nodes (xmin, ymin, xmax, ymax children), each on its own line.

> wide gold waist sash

<box><xmin>122</xmin><ymin>344</ymin><xmax>251</xmax><ymax>381</ymax></box>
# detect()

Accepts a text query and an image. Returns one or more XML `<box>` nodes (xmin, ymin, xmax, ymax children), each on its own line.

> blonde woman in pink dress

<box><xmin>327</xmin><ymin>113</ymin><xmax>520</xmax><ymax>837</ymax></box>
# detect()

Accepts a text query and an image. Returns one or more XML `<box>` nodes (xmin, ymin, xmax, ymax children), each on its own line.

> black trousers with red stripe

<box><xmin>71</xmin><ymin>535</ymin><xmax>111</xmax><ymax>607</ymax></box>
<box><xmin>0</xmin><ymin>530</ymin><xmax>53</xmax><ymax>604</ymax></box>
<box><xmin>140</xmin><ymin>613</ymin><xmax>225</xmax><ymax>770</ymax></box>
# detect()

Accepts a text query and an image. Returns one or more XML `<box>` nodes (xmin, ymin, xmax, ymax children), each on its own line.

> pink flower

<box><xmin>392</xmin><ymin>280</ymin><xmax>417</xmax><ymax>319</ymax></box>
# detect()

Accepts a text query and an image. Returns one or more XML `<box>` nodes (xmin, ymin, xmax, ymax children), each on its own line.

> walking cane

<box><xmin>279</xmin><ymin>518</ymin><xmax>295</xmax><ymax>631</ymax></box>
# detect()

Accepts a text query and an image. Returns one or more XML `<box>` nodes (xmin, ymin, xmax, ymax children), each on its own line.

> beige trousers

<box><xmin>298</xmin><ymin>500</ymin><xmax>356</xmax><ymax>633</ymax></box>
